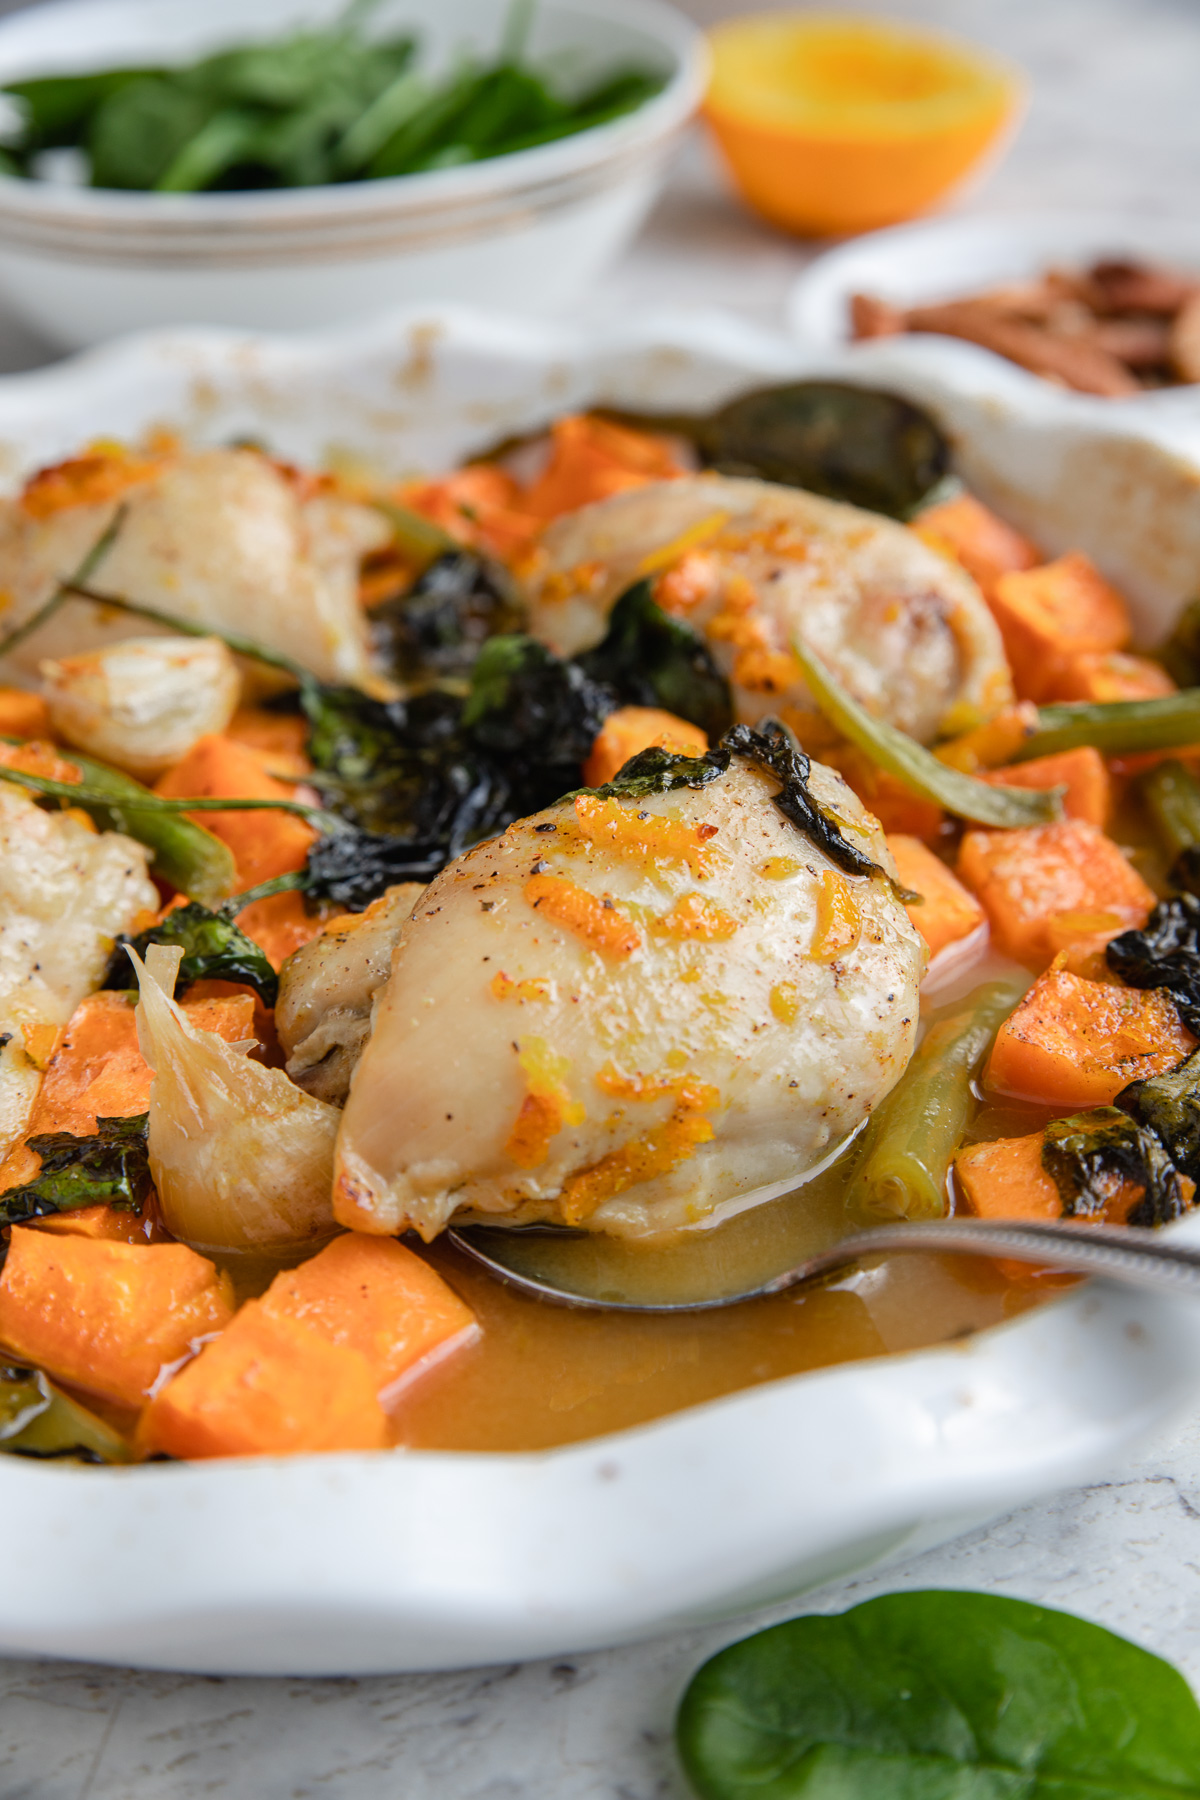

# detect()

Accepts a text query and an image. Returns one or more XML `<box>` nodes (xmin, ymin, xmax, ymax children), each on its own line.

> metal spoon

<box><xmin>447</xmin><ymin>1217</ymin><xmax>1200</xmax><ymax>1315</ymax></box>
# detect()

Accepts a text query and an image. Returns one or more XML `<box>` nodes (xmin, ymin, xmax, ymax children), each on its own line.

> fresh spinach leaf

<box><xmin>88</xmin><ymin>76</ymin><xmax>215</xmax><ymax>189</ymax></box>
<box><xmin>1107</xmin><ymin>894</ymin><xmax>1200</xmax><ymax>1033</ymax></box>
<box><xmin>0</xmin><ymin>1113</ymin><xmax>152</xmax><ymax>1227</ymax></box>
<box><xmin>677</xmin><ymin>1590</ymin><xmax>1200</xmax><ymax>1800</ymax></box>
<box><xmin>1042</xmin><ymin>1107</ymin><xmax>1191</xmax><ymax>1228</ymax></box>
<box><xmin>574</xmin><ymin>579</ymin><xmax>734</xmax><ymax>743</ymax></box>
<box><xmin>103</xmin><ymin>899</ymin><xmax>279</xmax><ymax>1007</ymax></box>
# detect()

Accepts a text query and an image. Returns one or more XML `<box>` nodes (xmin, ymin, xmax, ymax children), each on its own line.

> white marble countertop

<box><xmin>4</xmin><ymin>0</ymin><xmax>1200</xmax><ymax>1792</ymax></box>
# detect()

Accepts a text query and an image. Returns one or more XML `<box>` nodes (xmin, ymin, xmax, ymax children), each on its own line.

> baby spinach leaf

<box><xmin>88</xmin><ymin>76</ymin><xmax>215</xmax><ymax>190</ymax></box>
<box><xmin>103</xmin><ymin>899</ymin><xmax>279</xmax><ymax>1007</ymax></box>
<box><xmin>574</xmin><ymin>579</ymin><xmax>734</xmax><ymax>743</ymax></box>
<box><xmin>1107</xmin><ymin>894</ymin><xmax>1200</xmax><ymax>1034</ymax></box>
<box><xmin>0</xmin><ymin>1114</ymin><xmax>152</xmax><ymax>1227</ymax></box>
<box><xmin>1042</xmin><ymin>1107</ymin><xmax>1190</xmax><ymax>1228</ymax></box>
<box><xmin>677</xmin><ymin>1590</ymin><xmax>1200</xmax><ymax>1800</ymax></box>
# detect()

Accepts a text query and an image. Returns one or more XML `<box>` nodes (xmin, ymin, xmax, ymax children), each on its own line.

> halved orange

<box><xmin>703</xmin><ymin>13</ymin><xmax>1026</xmax><ymax>237</ymax></box>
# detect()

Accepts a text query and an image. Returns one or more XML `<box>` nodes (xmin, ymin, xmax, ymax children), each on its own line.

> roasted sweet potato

<box><xmin>1049</xmin><ymin>650</ymin><xmax>1177</xmax><ymax>705</ymax></box>
<box><xmin>955</xmin><ymin>1131</ymin><xmax>1062</xmax><ymax>1222</ymax></box>
<box><xmin>0</xmin><ymin>1228</ymin><xmax>233</xmax><ymax>1408</ymax></box>
<box><xmin>957</xmin><ymin>818</ymin><xmax>1155</xmax><ymax>965</ymax></box>
<box><xmin>989</xmin><ymin>553</ymin><xmax>1132</xmax><ymax>702</ymax></box>
<box><xmin>142</xmin><ymin>1302</ymin><xmax>388</xmax><ymax>1458</ymax></box>
<box><xmin>583</xmin><ymin>706</ymin><xmax>708</xmax><ymax>789</ymax></box>
<box><xmin>914</xmin><ymin>493</ymin><xmax>1040</xmax><ymax>596</ymax></box>
<box><xmin>978</xmin><ymin>746</ymin><xmax>1111</xmax><ymax>827</ymax></box>
<box><xmin>0</xmin><ymin>688</ymin><xmax>52</xmax><ymax>739</ymax></box>
<box><xmin>985</xmin><ymin>961</ymin><xmax>1196</xmax><ymax>1108</ymax></box>
<box><xmin>886</xmin><ymin>834</ymin><xmax>985</xmax><ymax>959</ymax></box>
<box><xmin>260</xmin><ymin>1232</ymin><xmax>478</xmax><ymax>1401</ymax></box>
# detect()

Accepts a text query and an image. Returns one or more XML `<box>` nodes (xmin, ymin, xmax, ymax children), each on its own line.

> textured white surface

<box><xmin>2</xmin><ymin>0</ymin><xmax>1200</xmax><ymax>1788</ymax></box>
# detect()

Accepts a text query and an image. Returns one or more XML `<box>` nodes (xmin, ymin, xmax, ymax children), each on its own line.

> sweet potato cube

<box><xmin>0</xmin><ymin>687</ymin><xmax>52</xmax><ymax>739</ymax></box>
<box><xmin>830</xmin><ymin>745</ymin><xmax>944</xmax><ymax>841</ymax></box>
<box><xmin>1049</xmin><ymin>651</ymin><xmax>1176</xmax><ymax>705</ymax></box>
<box><xmin>978</xmin><ymin>746</ymin><xmax>1111</xmax><ymax>827</ymax></box>
<box><xmin>143</xmin><ymin>1303</ymin><xmax>388</xmax><ymax>1459</ymax></box>
<box><xmin>915</xmin><ymin>493</ymin><xmax>1040</xmax><ymax>595</ymax></box>
<box><xmin>887</xmin><ymin>834</ymin><xmax>985</xmax><ymax>959</ymax></box>
<box><xmin>261</xmin><ymin>1233</ymin><xmax>478</xmax><ymax>1401</ymax></box>
<box><xmin>0</xmin><ymin>987</ymin><xmax>256</xmax><ymax>1192</ymax></box>
<box><xmin>31</xmin><ymin>1204</ymin><xmax>163</xmax><ymax>1244</ymax></box>
<box><xmin>957</xmin><ymin>819</ymin><xmax>1155</xmax><ymax>965</ymax></box>
<box><xmin>156</xmin><ymin>735</ymin><xmax>321</xmax><ymax>967</ymax></box>
<box><xmin>956</xmin><ymin>1132</ymin><xmax>1062</xmax><ymax>1223</ymax></box>
<box><xmin>583</xmin><ymin>706</ymin><xmax>708</xmax><ymax>790</ymax></box>
<box><xmin>0</xmin><ymin>1229</ymin><xmax>234</xmax><ymax>1409</ymax></box>
<box><xmin>985</xmin><ymin>963</ymin><xmax>1196</xmax><ymax>1107</ymax></box>
<box><xmin>989</xmin><ymin>553</ymin><xmax>1132</xmax><ymax>701</ymax></box>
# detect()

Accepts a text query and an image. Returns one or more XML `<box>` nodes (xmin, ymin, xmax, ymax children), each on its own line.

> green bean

<box><xmin>0</xmin><ymin>507</ymin><xmax>125</xmax><ymax>663</ymax></box>
<box><xmin>1140</xmin><ymin>759</ymin><xmax>1200</xmax><ymax>862</ymax></box>
<box><xmin>1160</xmin><ymin>598</ymin><xmax>1200</xmax><ymax>688</ymax></box>
<box><xmin>846</xmin><ymin>977</ymin><xmax>1028</xmax><ymax>1221</ymax></box>
<box><xmin>789</xmin><ymin>636</ymin><xmax>1063</xmax><ymax>828</ymax></box>
<box><xmin>1014</xmin><ymin>691</ymin><xmax>1200</xmax><ymax>761</ymax></box>
<box><xmin>0</xmin><ymin>750</ymin><xmax>237</xmax><ymax>904</ymax></box>
<box><xmin>0</xmin><ymin>1364</ymin><xmax>130</xmax><ymax>1464</ymax></box>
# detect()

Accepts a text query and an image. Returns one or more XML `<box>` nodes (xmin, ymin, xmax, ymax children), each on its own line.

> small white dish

<box><xmin>0</xmin><ymin>304</ymin><xmax>1198</xmax><ymax>1675</ymax></box>
<box><xmin>787</xmin><ymin>209</ymin><xmax>1200</xmax><ymax>414</ymax></box>
<box><xmin>0</xmin><ymin>0</ymin><xmax>706</xmax><ymax>347</ymax></box>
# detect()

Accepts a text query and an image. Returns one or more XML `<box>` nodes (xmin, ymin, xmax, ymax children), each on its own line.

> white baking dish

<box><xmin>1</xmin><ymin>305</ymin><xmax>1199</xmax><ymax>1675</ymax></box>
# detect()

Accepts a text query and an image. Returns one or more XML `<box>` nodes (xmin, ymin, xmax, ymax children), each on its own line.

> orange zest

<box><xmin>652</xmin><ymin>891</ymin><xmax>740</xmax><ymax>942</ymax></box>
<box><xmin>20</xmin><ymin>447</ymin><xmax>163</xmax><ymax>519</ymax></box>
<box><xmin>490</xmin><ymin>971</ymin><xmax>553</xmax><ymax>1003</ymax></box>
<box><xmin>810</xmin><ymin>870</ymin><xmax>862</xmax><ymax>962</ymax></box>
<box><xmin>571</xmin><ymin>794</ymin><xmax>720</xmax><ymax>877</ymax></box>
<box><xmin>505</xmin><ymin>1037</ymin><xmax>585</xmax><ymax>1170</ymax></box>
<box><xmin>524</xmin><ymin>872</ymin><xmax>640</xmax><ymax>959</ymax></box>
<box><xmin>561</xmin><ymin>1070</ymin><xmax>720</xmax><ymax>1224</ymax></box>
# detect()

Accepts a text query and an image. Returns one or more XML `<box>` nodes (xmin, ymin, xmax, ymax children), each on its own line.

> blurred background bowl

<box><xmin>702</xmin><ymin>11</ymin><xmax>1025</xmax><ymax>239</ymax></box>
<box><xmin>0</xmin><ymin>0</ymin><xmax>706</xmax><ymax>348</ymax></box>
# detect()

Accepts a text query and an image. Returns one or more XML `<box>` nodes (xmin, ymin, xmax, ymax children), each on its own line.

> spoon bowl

<box><xmin>447</xmin><ymin>1215</ymin><xmax>1200</xmax><ymax>1313</ymax></box>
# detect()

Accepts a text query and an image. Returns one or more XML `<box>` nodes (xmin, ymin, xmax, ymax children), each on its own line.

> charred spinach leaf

<box><xmin>1118</xmin><ymin>1045</ymin><xmax>1200</xmax><ymax>1182</ymax></box>
<box><xmin>574</xmin><ymin>580</ymin><xmax>733</xmax><ymax>742</ymax></box>
<box><xmin>723</xmin><ymin>720</ymin><xmax>886</xmax><ymax>882</ymax></box>
<box><xmin>104</xmin><ymin>899</ymin><xmax>279</xmax><ymax>1006</ymax></box>
<box><xmin>464</xmin><ymin>634</ymin><xmax>615</xmax><ymax>810</ymax></box>
<box><xmin>1042</xmin><ymin>1107</ymin><xmax>1190</xmax><ymax>1228</ymax></box>
<box><xmin>0</xmin><ymin>1113</ymin><xmax>152</xmax><ymax>1227</ymax></box>
<box><xmin>584</xmin><ymin>744</ymin><xmax>732</xmax><ymax>802</ymax></box>
<box><xmin>1107</xmin><ymin>894</ymin><xmax>1200</xmax><ymax>1033</ymax></box>
<box><xmin>369</xmin><ymin>550</ymin><xmax>524</xmax><ymax>686</ymax></box>
<box><xmin>676</xmin><ymin>1590</ymin><xmax>1200</xmax><ymax>1800</ymax></box>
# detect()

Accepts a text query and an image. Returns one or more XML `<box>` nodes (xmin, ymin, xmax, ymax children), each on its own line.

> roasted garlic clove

<box><xmin>133</xmin><ymin>945</ymin><xmax>340</xmax><ymax>1256</ymax></box>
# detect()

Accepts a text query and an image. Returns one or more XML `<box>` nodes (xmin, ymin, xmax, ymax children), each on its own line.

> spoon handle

<box><xmin>780</xmin><ymin>1218</ymin><xmax>1200</xmax><ymax>1298</ymax></box>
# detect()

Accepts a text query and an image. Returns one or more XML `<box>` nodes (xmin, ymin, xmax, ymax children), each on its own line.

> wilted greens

<box><xmin>104</xmin><ymin>897</ymin><xmax>280</xmax><ymax>1007</ymax></box>
<box><xmin>1118</xmin><ymin>1045</ymin><xmax>1200</xmax><ymax>1183</ymax></box>
<box><xmin>575</xmin><ymin>579</ymin><xmax>733</xmax><ymax>743</ymax></box>
<box><xmin>584</xmin><ymin>744</ymin><xmax>731</xmax><ymax>803</ymax></box>
<box><xmin>1107</xmin><ymin>894</ymin><xmax>1200</xmax><ymax>1034</ymax></box>
<box><xmin>676</xmin><ymin>1590</ymin><xmax>1200</xmax><ymax>1799</ymax></box>
<box><xmin>594</xmin><ymin>382</ymin><xmax>952</xmax><ymax>519</ymax></box>
<box><xmin>1042</xmin><ymin>1107</ymin><xmax>1191</xmax><ymax>1229</ymax></box>
<box><xmin>0</xmin><ymin>6</ymin><xmax>665</xmax><ymax>193</ymax></box>
<box><xmin>369</xmin><ymin>549</ymin><xmax>523</xmax><ymax>688</ymax></box>
<box><xmin>724</xmin><ymin>719</ymin><xmax>887</xmax><ymax>882</ymax></box>
<box><xmin>0</xmin><ymin>1113</ymin><xmax>152</xmax><ymax>1228</ymax></box>
<box><xmin>0</xmin><ymin>1363</ymin><xmax>130</xmax><ymax>1463</ymax></box>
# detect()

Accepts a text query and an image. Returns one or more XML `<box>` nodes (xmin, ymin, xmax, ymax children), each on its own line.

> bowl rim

<box><xmin>0</xmin><ymin>0</ymin><xmax>708</xmax><ymax>228</ymax></box>
<box><xmin>0</xmin><ymin>303</ymin><xmax>1199</xmax><ymax>1674</ymax></box>
<box><xmin>786</xmin><ymin>206</ymin><xmax>1200</xmax><ymax>411</ymax></box>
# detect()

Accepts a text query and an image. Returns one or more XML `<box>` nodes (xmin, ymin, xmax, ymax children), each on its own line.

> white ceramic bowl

<box><xmin>0</xmin><ymin>0</ymin><xmax>706</xmax><ymax>347</ymax></box>
<box><xmin>788</xmin><ymin>209</ymin><xmax>1200</xmax><ymax>416</ymax></box>
<box><xmin>2</xmin><ymin>306</ymin><xmax>1200</xmax><ymax>1675</ymax></box>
